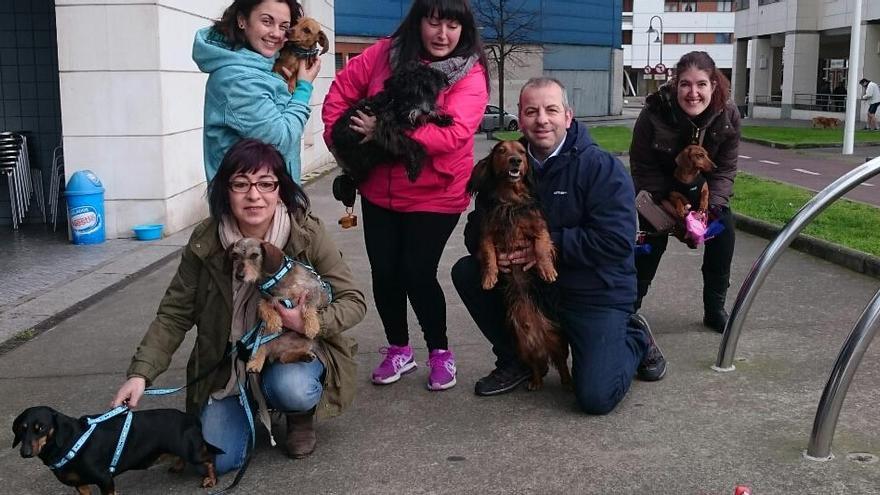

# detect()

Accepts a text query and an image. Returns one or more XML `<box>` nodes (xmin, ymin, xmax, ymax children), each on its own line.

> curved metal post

<box><xmin>713</xmin><ymin>158</ymin><xmax>880</xmax><ymax>372</ymax></box>
<box><xmin>805</xmin><ymin>288</ymin><xmax>880</xmax><ymax>461</ymax></box>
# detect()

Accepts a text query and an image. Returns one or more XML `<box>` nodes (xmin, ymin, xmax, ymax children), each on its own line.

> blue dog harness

<box><xmin>50</xmin><ymin>405</ymin><xmax>133</xmax><ymax>473</ymax></box>
<box><xmin>257</xmin><ymin>255</ymin><xmax>333</xmax><ymax>308</ymax></box>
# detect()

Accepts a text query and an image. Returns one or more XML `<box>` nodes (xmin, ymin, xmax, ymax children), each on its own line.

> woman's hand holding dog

<box><xmin>350</xmin><ymin>110</ymin><xmax>377</xmax><ymax>144</ymax></box>
<box><xmin>497</xmin><ymin>240</ymin><xmax>537</xmax><ymax>273</ymax></box>
<box><xmin>272</xmin><ymin>293</ymin><xmax>310</xmax><ymax>335</ymax></box>
<box><xmin>111</xmin><ymin>376</ymin><xmax>146</xmax><ymax>408</ymax></box>
<box><xmin>280</xmin><ymin>57</ymin><xmax>322</xmax><ymax>93</ymax></box>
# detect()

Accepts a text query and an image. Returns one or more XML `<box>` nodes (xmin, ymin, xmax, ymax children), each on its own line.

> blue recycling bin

<box><xmin>65</xmin><ymin>170</ymin><xmax>106</xmax><ymax>244</ymax></box>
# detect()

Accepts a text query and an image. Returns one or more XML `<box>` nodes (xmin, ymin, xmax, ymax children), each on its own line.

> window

<box><xmin>735</xmin><ymin>0</ymin><xmax>749</xmax><ymax>9</ymax></box>
<box><xmin>679</xmin><ymin>33</ymin><xmax>695</xmax><ymax>44</ymax></box>
<box><xmin>758</xmin><ymin>0</ymin><xmax>781</xmax><ymax>5</ymax></box>
<box><xmin>622</xmin><ymin>29</ymin><xmax>632</xmax><ymax>44</ymax></box>
<box><xmin>335</xmin><ymin>53</ymin><xmax>344</xmax><ymax>72</ymax></box>
<box><xmin>715</xmin><ymin>33</ymin><xmax>733</xmax><ymax>44</ymax></box>
<box><xmin>665</xmin><ymin>1</ymin><xmax>696</xmax><ymax>11</ymax></box>
<box><xmin>718</xmin><ymin>1</ymin><xmax>733</xmax><ymax>11</ymax></box>
<box><xmin>623</xmin><ymin>0</ymin><xmax>634</xmax><ymax>11</ymax></box>
<box><xmin>682</xmin><ymin>1</ymin><xmax>696</xmax><ymax>11</ymax></box>
<box><xmin>664</xmin><ymin>1</ymin><xmax>678</xmax><ymax>11</ymax></box>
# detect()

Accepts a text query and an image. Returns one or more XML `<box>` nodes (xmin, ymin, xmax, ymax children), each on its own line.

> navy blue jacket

<box><xmin>464</xmin><ymin>121</ymin><xmax>637</xmax><ymax>308</ymax></box>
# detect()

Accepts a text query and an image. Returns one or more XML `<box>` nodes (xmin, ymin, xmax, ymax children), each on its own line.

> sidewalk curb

<box><xmin>0</xmin><ymin>165</ymin><xmax>341</xmax><ymax>355</ymax></box>
<box><xmin>741</xmin><ymin>136</ymin><xmax>880</xmax><ymax>150</ymax></box>
<box><xmin>734</xmin><ymin>213</ymin><xmax>880</xmax><ymax>279</ymax></box>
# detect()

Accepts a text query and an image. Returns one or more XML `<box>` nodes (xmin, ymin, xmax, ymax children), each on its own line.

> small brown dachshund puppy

<box><xmin>664</xmin><ymin>144</ymin><xmax>715</xmax><ymax>219</ymax></box>
<box><xmin>12</xmin><ymin>406</ymin><xmax>220</xmax><ymax>494</ymax></box>
<box><xmin>228</xmin><ymin>238</ymin><xmax>330</xmax><ymax>373</ymax></box>
<box><xmin>811</xmin><ymin>116</ymin><xmax>842</xmax><ymax>129</ymax></box>
<box><xmin>272</xmin><ymin>17</ymin><xmax>329</xmax><ymax>81</ymax></box>
<box><xmin>468</xmin><ymin>140</ymin><xmax>571</xmax><ymax>391</ymax></box>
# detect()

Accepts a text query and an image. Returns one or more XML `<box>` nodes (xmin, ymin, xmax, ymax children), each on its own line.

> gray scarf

<box><xmin>389</xmin><ymin>45</ymin><xmax>479</xmax><ymax>86</ymax></box>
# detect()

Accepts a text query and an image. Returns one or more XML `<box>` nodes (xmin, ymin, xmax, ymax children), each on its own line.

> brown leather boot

<box><xmin>285</xmin><ymin>409</ymin><xmax>316</xmax><ymax>459</ymax></box>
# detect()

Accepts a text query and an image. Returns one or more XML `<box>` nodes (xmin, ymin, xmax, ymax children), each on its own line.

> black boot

<box><xmin>702</xmin><ymin>278</ymin><xmax>729</xmax><ymax>333</ymax></box>
<box><xmin>634</xmin><ymin>280</ymin><xmax>652</xmax><ymax>311</ymax></box>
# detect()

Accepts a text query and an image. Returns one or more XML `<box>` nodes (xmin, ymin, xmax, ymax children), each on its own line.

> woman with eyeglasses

<box><xmin>112</xmin><ymin>139</ymin><xmax>366</xmax><ymax>474</ymax></box>
<box><xmin>193</xmin><ymin>0</ymin><xmax>322</xmax><ymax>183</ymax></box>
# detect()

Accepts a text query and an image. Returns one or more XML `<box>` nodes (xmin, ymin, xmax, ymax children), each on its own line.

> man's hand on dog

<box><xmin>497</xmin><ymin>240</ymin><xmax>537</xmax><ymax>273</ymax></box>
<box><xmin>350</xmin><ymin>110</ymin><xmax>377</xmax><ymax>143</ymax></box>
<box><xmin>273</xmin><ymin>294</ymin><xmax>310</xmax><ymax>335</ymax></box>
<box><xmin>111</xmin><ymin>376</ymin><xmax>146</xmax><ymax>408</ymax></box>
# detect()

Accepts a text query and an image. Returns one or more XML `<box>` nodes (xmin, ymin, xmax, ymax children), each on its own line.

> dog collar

<box><xmin>50</xmin><ymin>405</ymin><xmax>130</xmax><ymax>471</ymax></box>
<box><xmin>288</xmin><ymin>45</ymin><xmax>321</xmax><ymax>58</ymax></box>
<box><xmin>258</xmin><ymin>256</ymin><xmax>333</xmax><ymax>305</ymax></box>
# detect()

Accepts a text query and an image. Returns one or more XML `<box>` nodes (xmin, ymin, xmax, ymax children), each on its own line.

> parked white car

<box><xmin>479</xmin><ymin>105</ymin><xmax>518</xmax><ymax>132</ymax></box>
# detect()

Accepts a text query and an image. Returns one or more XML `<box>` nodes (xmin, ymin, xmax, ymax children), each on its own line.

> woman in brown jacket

<box><xmin>111</xmin><ymin>139</ymin><xmax>366</xmax><ymax>474</ymax></box>
<box><xmin>630</xmin><ymin>51</ymin><xmax>740</xmax><ymax>332</ymax></box>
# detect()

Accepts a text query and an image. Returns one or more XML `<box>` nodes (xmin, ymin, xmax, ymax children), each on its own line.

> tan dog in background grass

<box><xmin>228</xmin><ymin>238</ymin><xmax>330</xmax><ymax>373</ymax></box>
<box><xmin>272</xmin><ymin>17</ymin><xmax>329</xmax><ymax>81</ymax></box>
<box><xmin>811</xmin><ymin>116</ymin><xmax>842</xmax><ymax>129</ymax></box>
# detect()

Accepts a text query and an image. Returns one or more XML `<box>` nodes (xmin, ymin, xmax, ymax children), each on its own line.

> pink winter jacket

<box><xmin>322</xmin><ymin>38</ymin><xmax>489</xmax><ymax>213</ymax></box>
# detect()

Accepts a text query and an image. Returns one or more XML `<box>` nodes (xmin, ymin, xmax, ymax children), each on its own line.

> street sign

<box><xmin>644</xmin><ymin>65</ymin><xmax>653</xmax><ymax>74</ymax></box>
<box><xmin>654</xmin><ymin>63</ymin><xmax>666</xmax><ymax>75</ymax></box>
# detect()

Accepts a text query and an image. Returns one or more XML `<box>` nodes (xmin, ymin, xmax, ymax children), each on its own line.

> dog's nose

<box><xmin>509</xmin><ymin>156</ymin><xmax>522</xmax><ymax>166</ymax></box>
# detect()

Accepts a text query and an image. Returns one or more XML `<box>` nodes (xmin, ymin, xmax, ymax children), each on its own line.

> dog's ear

<box><xmin>11</xmin><ymin>410</ymin><xmax>24</xmax><ymax>448</ymax></box>
<box><xmin>467</xmin><ymin>154</ymin><xmax>494</xmax><ymax>196</ymax></box>
<box><xmin>260</xmin><ymin>241</ymin><xmax>285</xmax><ymax>273</ymax></box>
<box><xmin>317</xmin><ymin>31</ymin><xmax>329</xmax><ymax>55</ymax></box>
<box><xmin>674</xmin><ymin>147</ymin><xmax>691</xmax><ymax>170</ymax></box>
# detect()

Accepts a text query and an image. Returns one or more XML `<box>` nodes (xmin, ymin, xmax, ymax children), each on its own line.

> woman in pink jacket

<box><xmin>322</xmin><ymin>0</ymin><xmax>488</xmax><ymax>391</ymax></box>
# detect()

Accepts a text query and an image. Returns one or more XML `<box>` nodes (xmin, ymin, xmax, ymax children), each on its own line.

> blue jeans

<box><xmin>200</xmin><ymin>357</ymin><xmax>324</xmax><ymax>474</ymax></box>
<box><xmin>558</xmin><ymin>304</ymin><xmax>648</xmax><ymax>415</ymax></box>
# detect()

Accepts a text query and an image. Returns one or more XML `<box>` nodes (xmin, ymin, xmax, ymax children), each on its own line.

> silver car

<box><xmin>479</xmin><ymin>105</ymin><xmax>518</xmax><ymax>132</ymax></box>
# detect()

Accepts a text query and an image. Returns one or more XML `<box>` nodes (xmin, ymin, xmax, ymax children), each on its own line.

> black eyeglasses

<box><xmin>228</xmin><ymin>180</ymin><xmax>279</xmax><ymax>193</ymax></box>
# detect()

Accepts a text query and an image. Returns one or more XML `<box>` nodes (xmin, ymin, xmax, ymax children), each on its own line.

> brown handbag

<box><xmin>635</xmin><ymin>190</ymin><xmax>676</xmax><ymax>233</ymax></box>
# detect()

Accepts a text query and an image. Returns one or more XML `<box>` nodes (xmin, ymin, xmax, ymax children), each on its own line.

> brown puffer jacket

<box><xmin>630</xmin><ymin>84</ymin><xmax>740</xmax><ymax>208</ymax></box>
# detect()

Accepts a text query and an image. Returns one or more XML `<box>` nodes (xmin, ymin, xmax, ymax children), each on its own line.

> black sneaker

<box><xmin>631</xmin><ymin>314</ymin><xmax>667</xmax><ymax>382</ymax></box>
<box><xmin>474</xmin><ymin>365</ymin><xmax>531</xmax><ymax>396</ymax></box>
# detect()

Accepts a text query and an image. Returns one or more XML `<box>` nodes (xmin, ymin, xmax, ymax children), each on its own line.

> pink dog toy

<box><xmin>684</xmin><ymin>211</ymin><xmax>708</xmax><ymax>245</ymax></box>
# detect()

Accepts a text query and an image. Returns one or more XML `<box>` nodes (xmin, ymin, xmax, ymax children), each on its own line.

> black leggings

<box><xmin>361</xmin><ymin>198</ymin><xmax>461</xmax><ymax>351</ymax></box>
<box><xmin>635</xmin><ymin>206</ymin><xmax>736</xmax><ymax>305</ymax></box>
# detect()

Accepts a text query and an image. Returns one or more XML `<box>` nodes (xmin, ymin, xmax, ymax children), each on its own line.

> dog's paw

<box><xmin>201</xmin><ymin>476</ymin><xmax>217</xmax><ymax>488</ymax></box>
<box><xmin>304</xmin><ymin>352</ymin><xmax>316</xmax><ymax>362</ymax></box>
<box><xmin>481</xmin><ymin>272</ymin><xmax>498</xmax><ymax>290</ymax></box>
<box><xmin>538</xmin><ymin>265</ymin><xmax>558</xmax><ymax>283</ymax></box>
<box><xmin>168</xmin><ymin>456</ymin><xmax>186</xmax><ymax>473</ymax></box>
<box><xmin>246</xmin><ymin>359</ymin><xmax>264</xmax><ymax>374</ymax></box>
<box><xmin>526</xmin><ymin>376</ymin><xmax>543</xmax><ymax>391</ymax></box>
<box><xmin>434</xmin><ymin>114</ymin><xmax>454</xmax><ymax>127</ymax></box>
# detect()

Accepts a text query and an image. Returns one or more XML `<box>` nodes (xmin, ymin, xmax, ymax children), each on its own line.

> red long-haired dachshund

<box><xmin>468</xmin><ymin>140</ymin><xmax>572</xmax><ymax>391</ymax></box>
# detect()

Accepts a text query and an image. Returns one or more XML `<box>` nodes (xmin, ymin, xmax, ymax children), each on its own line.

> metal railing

<box><xmin>711</xmin><ymin>157</ymin><xmax>880</xmax><ymax>459</ymax></box>
<box><xmin>793</xmin><ymin>93</ymin><xmax>849</xmax><ymax>112</ymax></box>
<box><xmin>750</xmin><ymin>94</ymin><xmax>782</xmax><ymax>108</ymax></box>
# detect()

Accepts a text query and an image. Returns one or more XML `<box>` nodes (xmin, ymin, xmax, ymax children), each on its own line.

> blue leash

<box><xmin>257</xmin><ymin>255</ymin><xmax>333</xmax><ymax>307</ymax></box>
<box><xmin>50</xmin><ymin>405</ymin><xmax>131</xmax><ymax>471</ymax></box>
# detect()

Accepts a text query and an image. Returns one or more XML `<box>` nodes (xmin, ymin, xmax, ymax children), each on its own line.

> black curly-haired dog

<box><xmin>331</xmin><ymin>61</ymin><xmax>454</xmax><ymax>183</ymax></box>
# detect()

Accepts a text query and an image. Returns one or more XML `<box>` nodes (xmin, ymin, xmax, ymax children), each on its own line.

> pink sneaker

<box><xmin>372</xmin><ymin>345</ymin><xmax>417</xmax><ymax>385</ymax></box>
<box><xmin>427</xmin><ymin>349</ymin><xmax>457</xmax><ymax>391</ymax></box>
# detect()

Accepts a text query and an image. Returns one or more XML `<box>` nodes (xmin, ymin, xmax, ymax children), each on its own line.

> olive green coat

<box><xmin>127</xmin><ymin>212</ymin><xmax>366</xmax><ymax>420</ymax></box>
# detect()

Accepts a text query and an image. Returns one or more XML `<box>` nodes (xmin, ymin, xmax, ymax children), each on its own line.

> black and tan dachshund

<box><xmin>12</xmin><ymin>405</ymin><xmax>221</xmax><ymax>495</ymax></box>
<box><xmin>331</xmin><ymin>61</ymin><xmax>453</xmax><ymax>183</ymax></box>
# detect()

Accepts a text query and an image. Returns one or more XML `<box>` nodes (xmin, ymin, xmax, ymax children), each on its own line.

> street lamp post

<box><xmin>647</xmin><ymin>15</ymin><xmax>664</xmax><ymax>69</ymax></box>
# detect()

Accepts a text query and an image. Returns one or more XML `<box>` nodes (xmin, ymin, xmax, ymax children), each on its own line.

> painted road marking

<box><xmin>793</xmin><ymin>168</ymin><xmax>821</xmax><ymax>176</ymax></box>
<box><xmin>738</xmin><ymin>155</ymin><xmax>752</xmax><ymax>159</ymax></box>
<box><xmin>759</xmin><ymin>160</ymin><xmax>780</xmax><ymax>165</ymax></box>
<box><xmin>859</xmin><ymin>182</ymin><xmax>875</xmax><ymax>187</ymax></box>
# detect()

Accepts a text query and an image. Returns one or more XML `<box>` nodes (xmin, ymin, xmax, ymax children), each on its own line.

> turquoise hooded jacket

<box><xmin>192</xmin><ymin>27</ymin><xmax>313</xmax><ymax>183</ymax></box>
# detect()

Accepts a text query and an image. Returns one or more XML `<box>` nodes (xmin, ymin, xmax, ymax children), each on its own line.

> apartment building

<box><xmin>733</xmin><ymin>0</ymin><xmax>880</xmax><ymax>121</ymax></box>
<box><xmin>623</xmin><ymin>0</ymin><xmax>735</xmax><ymax>96</ymax></box>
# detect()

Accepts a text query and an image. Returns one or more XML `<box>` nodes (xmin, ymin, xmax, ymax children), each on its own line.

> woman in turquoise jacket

<box><xmin>193</xmin><ymin>0</ymin><xmax>321</xmax><ymax>182</ymax></box>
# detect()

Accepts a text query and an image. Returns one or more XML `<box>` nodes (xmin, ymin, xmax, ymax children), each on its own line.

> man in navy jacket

<box><xmin>452</xmin><ymin>77</ymin><xmax>666</xmax><ymax>414</ymax></box>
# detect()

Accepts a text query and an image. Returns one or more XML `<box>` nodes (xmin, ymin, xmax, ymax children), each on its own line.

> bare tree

<box><xmin>474</xmin><ymin>0</ymin><xmax>540</xmax><ymax>130</ymax></box>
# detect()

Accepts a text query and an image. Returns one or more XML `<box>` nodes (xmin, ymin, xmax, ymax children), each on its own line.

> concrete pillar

<box><xmin>781</xmin><ymin>31</ymin><xmax>820</xmax><ymax>119</ymax></box>
<box><xmin>749</xmin><ymin>37</ymin><xmax>772</xmax><ymax>116</ymax></box>
<box><xmin>862</xmin><ymin>24</ymin><xmax>880</xmax><ymax>83</ymax></box>
<box><xmin>732</xmin><ymin>38</ymin><xmax>749</xmax><ymax>110</ymax></box>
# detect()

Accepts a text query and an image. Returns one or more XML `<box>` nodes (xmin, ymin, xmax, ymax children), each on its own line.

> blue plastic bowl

<box><xmin>132</xmin><ymin>224</ymin><xmax>163</xmax><ymax>241</ymax></box>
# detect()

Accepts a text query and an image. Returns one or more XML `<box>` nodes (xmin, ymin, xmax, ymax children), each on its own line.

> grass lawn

<box><xmin>732</xmin><ymin>173</ymin><xmax>880</xmax><ymax>256</ymax></box>
<box><xmin>493</xmin><ymin>125</ymin><xmax>634</xmax><ymax>154</ymax></box>
<box><xmin>741</xmin><ymin>126</ymin><xmax>880</xmax><ymax>147</ymax></box>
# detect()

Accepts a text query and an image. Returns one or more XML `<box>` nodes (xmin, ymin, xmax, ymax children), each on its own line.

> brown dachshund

<box><xmin>811</xmin><ymin>116</ymin><xmax>842</xmax><ymax>129</ymax></box>
<box><xmin>468</xmin><ymin>140</ymin><xmax>571</xmax><ymax>391</ymax></box>
<box><xmin>663</xmin><ymin>144</ymin><xmax>715</xmax><ymax>219</ymax></box>
<box><xmin>273</xmin><ymin>17</ymin><xmax>329</xmax><ymax>81</ymax></box>
<box><xmin>228</xmin><ymin>238</ymin><xmax>330</xmax><ymax>373</ymax></box>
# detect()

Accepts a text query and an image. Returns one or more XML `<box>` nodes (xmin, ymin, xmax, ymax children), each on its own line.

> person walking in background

<box><xmin>193</xmin><ymin>0</ymin><xmax>322</xmax><ymax>182</ymax></box>
<box><xmin>452</xmin><ymin>78</ymin><xmax>666</xmax><ymax>412</ymax></box>
<box><xmin>629</xmin><ymin>51</ymin><xmax>740</xmax><ymax>333</ymax></box>
<box><xmin>322</xmin><ymin>0</ymin><xmax>489</xmax><ymax>391</ymax></box>
<box><xmin>860</xmin><ymin>78</ymin><xmax>880</xmax><ymax>130</ymax></box>
<box><xmin>112</xmin><ymin>139</ymin><xmax>366</xmax><ymax>472</ymax></box>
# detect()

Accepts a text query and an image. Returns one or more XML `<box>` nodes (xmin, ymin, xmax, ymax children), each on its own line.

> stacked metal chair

<box><xmin>48</xmin><ymin>144</ymin><xmax>65</xmax><ymax>231</ymax></box>
<box><xmin>0</xmin><ymin>132</ymin><xmax>46</xmax><ymax>229</ymax></box>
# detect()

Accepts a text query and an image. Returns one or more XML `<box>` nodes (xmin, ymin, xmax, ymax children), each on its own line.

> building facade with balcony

<box><xmin>335</xmin><ymin>0</ymin><xmax>624</xmax><ymax>117</ymax></box>
<box><xmin>623</xmin><ymin>0</ymin><xmax>735</xmax><ymax>96</ymax></box>
<box><xmin>733</xmin><ymin>0</ymin><xmax>880</xmax><ymax>121</ymax></box>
